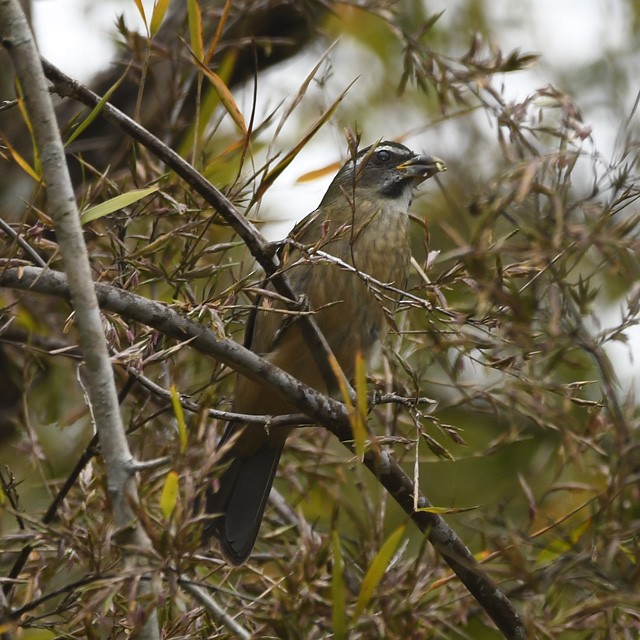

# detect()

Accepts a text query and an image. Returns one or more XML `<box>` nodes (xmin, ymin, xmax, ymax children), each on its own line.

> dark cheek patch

<box><xmin>380</xmin><ymin>177</ymin><xmax>408</xmax><ymax>199</ymax></box>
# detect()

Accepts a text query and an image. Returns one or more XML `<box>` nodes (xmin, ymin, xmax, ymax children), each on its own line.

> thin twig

<box><xmin>180</xmin><ymin>581</ymin><xmax>252</xmax><ymax>639</ymax></box>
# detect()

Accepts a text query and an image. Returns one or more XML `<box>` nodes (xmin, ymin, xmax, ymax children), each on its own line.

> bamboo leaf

<box><xmin>204</xmin><ymin>0</ymin><xmax>232</xmax><ymax>64</ymax></box>
<box><xmin>415</xmin><ymin>504</ymin><xmax>479</xmax><ymax>514</ymax></box>
<box><xmin>80</xmin><ymin>186</ymin><xmax>159</xmax><ymax>225</ymax></box>
<box><xmin>421</xmin><ymin>431</ymin><xmax>454</xmax><ymax>460</ymax></box>
<box><xmin>536</xmin><ymin>519</ymin><xmax>591</xmax><ymax>564</ymax></box>
<box><xmin>353</xmin><ymin>351</ymin><xmax>368</xmax><ymax>461</ymax></box>
<box><xmin>352</xmin><ymin>525</ymin><xmax>406</xmax><ymax>622</ymax></box>
<box><xmin>187</xmin><ymin>0</ymin><xmax>204</xmax><ymax>61</ymax></box>
<box><xmin>296</xmin><ymin>161</ymin><xmax>341</xmax><ymax>183</ymax></box>
<box><xmin>66</xmin><ymin>74</ymin><xmax>126</xmax><ymax>147</ymax></box>
<box><xmin>328</xmin><ymin>353</ymin><xmax>355</xmax><ymax>422</ymax></box>
<box><xmin>15</xmin><ymin>79</ymin><xmax>41</xmax><ymax>176</ymax></box>
<box><xmin>191</xmin><ymin>55</ymin><xmax>247</xmax><ymax>134</ymax></box>
<box><xmin>0</xmin><ymin>134</ymin><xmax>40</xmax><ymax>182</ymax></box>
<box><xmin>132</xmin><ymin>0</ymin><xmax>148</xmax><ymax>32</ymax></box>
<box><xmin>160</xmin><ymin>470</ymin><xmax>180</xmax><ymax>520</ymax></box>
<box><xmin>170</xmin><ymin>384</ymin><xmax>188</xmax><ymax>454</ymax></box>
<box><xmin>331</xmin><ymin>530</ymin><xmax>347</xmax><ymax>640</ymax></box>
<box><xmin>254</xmin><ymin>79</ymin><xmax>357</xmax><ymax>201</ymax></box>
<box><xmin>273</xmin><ymin>40</ymin><xmax>340</xmax><ymax>141</ymax></box>
<box><xmin>150</xmin><ymin>0</ymin><xmax>171</xmax><ymax>36</ymax></box>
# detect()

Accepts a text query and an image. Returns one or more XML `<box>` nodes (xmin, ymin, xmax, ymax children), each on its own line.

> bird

<box><xmin>203</xmin><ymin>140</ymin><xmax>446</xmax><ymax>564</ymax></box>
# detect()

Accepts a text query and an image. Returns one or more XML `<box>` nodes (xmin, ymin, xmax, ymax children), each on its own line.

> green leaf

<box><xmin>415</xmin><ymin>504</ymin><xmax>479</xmax><ymax>515</ymax></box>
<box><xmin>80</xmin><ymin>186</ymin><xmax>159</xmax><ymax>225</ymax></box>
<box><xmin>536</xmin><ymin>519</ymin><xmax>591</xmax><ymax>565</ymax></box>
<box><xmin>65</xmin><ymin>74</ymin><xmax>125</xmax><ymax>147</ymax></box>
<box><xmin>352</xmin><ymin>525</ymin><xmax>406</xmax><ymax>622</ymax></box>
<box><xmin>331</xmin><ymin>530</ymin><xmax>347</xmax><ymax>640</ymax></box>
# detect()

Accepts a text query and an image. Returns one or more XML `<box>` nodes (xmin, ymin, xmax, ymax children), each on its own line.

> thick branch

<box><xmin>0</xmin><ymin>5</ymin><xmax>159</xmax><ymax>638</ymax></box>
<box><xmin>0</xmin><ymin>266</ymin><xmax>525</xmax><ymax>639</ymax></box>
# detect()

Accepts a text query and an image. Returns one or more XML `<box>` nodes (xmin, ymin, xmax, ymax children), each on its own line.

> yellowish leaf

<box><xmin>170</xmin><ymin>384</ymin><xmax>188</xmax><ymax>454</ymax></box>
<box><xmin>160</xmin><ymin>470</ymin><xmax>180</xmax><ymax>520</ymax></box>
<box><xmin>415</xmin><ymin>504</ymin><xmax>479</xmax><ymax>514</ymax></box>
<box><xmin>1</xmin><ymin>134</ymin><xmax>40</xmax><ymax>182</ymax></box>
<box><xmin>204</xmin><ymin>0</ymin><xmax>232</xmax><ymax>64</ymax></box>
<box><xmin>536</xmin><ymin>519</ymin><xmax>591</xmax><ymax>565</ymax></box>
<box><xmin>296</xmin><ymin>161</ymin><xmax>341</xmax><ymax>183</ymax></box>
<box><xmin>353</xmin><ymin>351</ymin><xmax>368</xmax><ymax>461</ymax></box>
<box><xmin>187</xmin><ymin>0</ymin><xmax>204</xmax><ymax>61</ymax></box>
<box><xmin>191</xmin><ymin>56</ymin><xmax>247</xmax><ymax>134</ymax></box>
<box><xmin>150</xmin><ymin>0</ymin><xmax>171</xmax><ymax>36</ymax></box>
<box><xmin>328</xmin><ymin>353</ymin><xmax>355</xmax><ymax>417</ymax></box>
<box><xmin>132</xmin><ymin>0</ymin><xmax>148</xmax><ymax>32</ymax></box>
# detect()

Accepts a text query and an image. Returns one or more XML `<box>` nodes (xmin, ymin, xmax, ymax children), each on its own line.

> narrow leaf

<box><xmin>191</xmin><ymin>55</ymin><xmax>247</xmax><ymax>134</ymax></box>
<box><xmin>15</xmin><ymin>80</ymin><xmax>40</xmax><ymax>175</ymax></box>
<box><xmin>170</xmin><ymin>384</ymin><xmax>188</xmax><ymax>454</ymax></box>
<box><xmin>160</xmin><ymin>470</ymin><xmax>180</xmax><ymax>520</ymax></box>
<box><xmin>331</xmin><ymin>530</ymin><xmax>347</xmax><ymax>640</ymax></box>
<box><xmin>273</xmin><ymin>40</ymin><xmax>340</xmax><ymax>142</ymax></box>
<box><xmin>421</xmin><ymin>431</ymin><xmax>454</xmax><ymax>460</ymax></box>
<box><xmin>66</xmin><ymin>74</ymin><xmax>126</xmax><ymax>147</ymax></box>
<box><xmin>353</xmin><ymin>351</ymin><xmax>368</xmax><ymax>461</ymax></box>
<box><xmin>0</xmin><ymin>135</ymin><xmax>40</xmax><ymax>182</ymax></box>
<box><xmin>80</xmin><ymin>186</ymin><xmax>159</xmax><ymax>225</ymax></box>
<box><xmin>536</xmin><ymin>519</ymin><xmax>591</xmax><ymax>564</ymax></box>
<box><xmin>254</xmin><ymin>78</ymin><xmax>357</xmax><ymax>201</ymax></box>
<box><xmin>132</xmin><ymin>0</ymin><xmax>148</xmax><ymax>31</ymax></box>
<box><xmin>187</xmin><ymin>0</ymin><xmax>204</xmax><ymax>61</ymax></box>
<box><xmin>415</xmin><ymin>504</ymin><xmax>479</xmax><ymax>514</ymax></box>
<box><xmin>296</xmin><ymin>161</ymin><xmax>341</xmax><ymax>183</ymax></box>
<box><xmin>328</xmin><ymin>353</ymin><xmax>356</xmax><ymax>422</ymax></box>
<box><xmin>150</xmin><ymin>0</ymin><xmax>171</xmax><ymax>36</ymax></box>
<box><xmin>204</xmin><ymin>0</ymin><xmax>232</xmax><ymax>64</ymax></box>
<box><xmin>352</xmin><ymin>525</ymin><xmax>406</xmax><ymax>622</ymax></box>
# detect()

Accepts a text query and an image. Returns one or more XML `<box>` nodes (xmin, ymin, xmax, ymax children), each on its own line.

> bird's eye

<box><xmin>375</xmin><ymin>149</ymin><xmax>391</xmax><ymax>163</ymax></box>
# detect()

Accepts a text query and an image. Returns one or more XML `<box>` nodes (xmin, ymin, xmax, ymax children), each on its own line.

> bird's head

<box><xmin>320</xmin><ymin>140</ymin><xmax>446</xmax><ymax>205</ymax></box>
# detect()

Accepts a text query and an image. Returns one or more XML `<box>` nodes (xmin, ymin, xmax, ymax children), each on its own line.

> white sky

<box><xmin>32</xmin><ymin>0</ymin><xmax>640</xmax><ymax>397</ymax></box>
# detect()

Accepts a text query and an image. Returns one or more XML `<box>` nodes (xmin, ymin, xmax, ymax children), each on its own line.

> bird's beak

<box><xmin>397</xmin><ymin>155</ymin><xmax>447</xmax><ymax>182</ymax></box>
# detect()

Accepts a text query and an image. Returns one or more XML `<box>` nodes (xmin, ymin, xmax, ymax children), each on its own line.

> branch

<box><xmin>0</xmin><ymin>6</ymin><xmax>159</xmax><ymax>638</ymax></box>
<box><xmin>41</xmin><ymin>58</ymin><xmax>348</xmax><ymax>399</ymax></box>
<box><xmin>0</xmin><ymin>266</ymin><xmax>526</xmax><ymax>639</ymax></box>
<box><xmin>180</xmin><ymin>582</ymin><xmax>251</xmax><ymax>640</ymax></box>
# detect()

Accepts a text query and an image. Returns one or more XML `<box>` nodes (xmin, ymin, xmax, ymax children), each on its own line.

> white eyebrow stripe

<box><xmin>355</xmin><ymin>143</ymin><xmax>409</xmax><ymax>162</ymax></box>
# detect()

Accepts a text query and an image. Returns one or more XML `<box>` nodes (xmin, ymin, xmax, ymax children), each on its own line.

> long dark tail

<box><xmin>203</xmin><ymin>437</ymin><xmax>283</xmax><ymax>565</ymax></box>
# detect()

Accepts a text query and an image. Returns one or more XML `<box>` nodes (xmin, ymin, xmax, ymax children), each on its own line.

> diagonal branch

<box><xmin>0</xmin><ymin>266</ymin><xmax>525</xmax><ymax>640</ymax></box>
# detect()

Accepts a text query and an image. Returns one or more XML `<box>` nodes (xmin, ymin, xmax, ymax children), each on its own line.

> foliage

<box><xmin>1</xmin><ymin>0</ymin><xmax>640</xmax><ymax>638</ymax></box>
